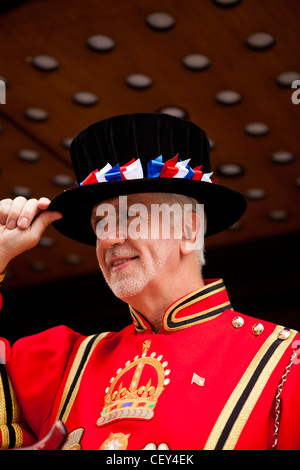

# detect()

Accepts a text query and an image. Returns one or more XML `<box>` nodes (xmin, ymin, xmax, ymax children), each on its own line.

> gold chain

<box><xmin>272</xmin><ymin>350</ymin><xmax>297</xmax><ymax>449</ymax></box>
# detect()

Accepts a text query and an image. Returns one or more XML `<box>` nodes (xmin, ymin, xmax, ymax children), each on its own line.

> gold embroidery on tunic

<box><xmin>97</xmin><ymin>343</ymin><xmax>171</xmax><ymax>426</ymax></box>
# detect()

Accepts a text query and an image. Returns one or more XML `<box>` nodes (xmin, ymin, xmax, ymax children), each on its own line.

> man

<box><xmin>0</xmin><ymin>113</ymin><xmax>299</xmax><ymax>450</ymax></box>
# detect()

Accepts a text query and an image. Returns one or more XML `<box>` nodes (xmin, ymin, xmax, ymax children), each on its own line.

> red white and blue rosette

<box><xmin>80</xmin><ymin>155</ymin><xmax>214</xmax><ymax>186</ymax></box>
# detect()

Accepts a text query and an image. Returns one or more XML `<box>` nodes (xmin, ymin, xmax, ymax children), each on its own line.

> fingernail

<box><xmin>19</xmin><ymin>217</ymin><xmax>29</xmax><ymax>228</ymax></box>
<box><xmin>7</xmin><ymin>219</ymin><xmax>17</xmax><ymax>229</ymax></box>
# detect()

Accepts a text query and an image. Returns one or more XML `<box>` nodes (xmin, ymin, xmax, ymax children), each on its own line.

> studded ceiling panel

<box><xmin>0</xmin><ymin>0</ymin><xmax>299</xmax><ymax>288</ymax></box>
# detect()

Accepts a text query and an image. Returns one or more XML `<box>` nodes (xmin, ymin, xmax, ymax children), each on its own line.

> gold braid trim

<box><xmin>0</xmin><ymin>425</ymin><xmax>9</xmax><ymax>450</ymax></box>
<box><xmin>56</xmin><ymin>332</ymin><xmax>109</xmax><ymax>424</ymax></box>
<box><xmin>0</xmin><ymin>367</ymin><xmax>23</xmax><ymax>449</ymax></box>
<box><xmin>11</xmin><ymin>423</ymin><xmax>23</xmax><ymax>448</ymax></box>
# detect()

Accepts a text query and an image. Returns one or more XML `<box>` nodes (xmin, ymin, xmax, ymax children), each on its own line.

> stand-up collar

<box><xmin>129</xmin><ymin>279</ymin><xmax>232</xmax><ymax>334</ymax></box>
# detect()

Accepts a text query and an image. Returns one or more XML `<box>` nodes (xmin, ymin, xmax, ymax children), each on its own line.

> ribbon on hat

<box><xmin>122</xmin><ymin>158</ymin><xmax>144</xmax><ymax>180</ymax></box>
<box><xmin>80</xmin><ymin>159</ymin><xmax>144</xmax><ymax>185</ymax></box>
<box><xmin>80</xmin><ymin>163</ymin><xmax>112</xmax><ymax>185</ymax></box>
<box><xmin>80</xmin><ymin>155</ymin><xmax>214</xmax><ymax>186</ymax></box>
<box><xmin>147</xmin><ymin>155</ymin><xmax>164</xmax><ymax>178</ymax></box>
<box><xmin>147</xmin><ymin>154</ymin><xmax>212</xmax><ymax>181</ymax></box>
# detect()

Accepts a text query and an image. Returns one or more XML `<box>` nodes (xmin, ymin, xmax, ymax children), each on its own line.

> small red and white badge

<box><xmin>191</xmin><ymin>372</ymin><xmax>205</xmax><ymax>387</ymax></box>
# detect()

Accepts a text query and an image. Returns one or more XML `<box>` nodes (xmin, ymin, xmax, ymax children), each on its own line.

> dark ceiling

<box><xmin>0</xmin><ymin>0</ymin><xmax>299</xmax><ymax>341</ymax></box>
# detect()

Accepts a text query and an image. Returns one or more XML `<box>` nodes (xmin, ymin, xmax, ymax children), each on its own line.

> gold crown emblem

<box><xmin>97</xmin><ymin>340</ymin><xmax>171</xmax><ymax>426</ymax></box>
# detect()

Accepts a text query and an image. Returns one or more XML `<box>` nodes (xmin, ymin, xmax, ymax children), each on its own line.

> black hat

<box><xmin>49</xmin><ymin>113</ymin><xmax>247</xmax><ymax>245</ymax></box>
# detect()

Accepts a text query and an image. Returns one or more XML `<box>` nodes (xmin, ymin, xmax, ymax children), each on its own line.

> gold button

<box><xmin>278</xmin><ymin>328</ymin><xmax>290</xmax><ymax>340</ymax></box>
<box><xmin>252</xmin><ymin>323</ymin><xmax>264</xmax><ymax>336</ymax></box>
<box><xmin>232</xmin><ymin>316</ymin><xmax>244</xmax><ymax>328</ymax></box>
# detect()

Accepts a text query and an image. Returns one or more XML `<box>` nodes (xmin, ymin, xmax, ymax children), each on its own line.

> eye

<box><xmin>97</xmin><ymin>217</ymin><xmax>107</xmax><ymax>226</ymax></box>
<box><xmin>119</xmin><ymin>209</ymin><xmax>136</xmax><ymax>219</ymax></box>
<box><xmin>91</xmin><ymin>216</ymin><xmax>108</xmax><ymax>235</ymax></box>
<box><xmin>95</xmin><ymin>217</ymin><xmax>115</xmax><ymax>238</ymax></box>
<box><xmin>127</xmin><ymin>208</ymin><xmax>137</xmax><ymax>218</ymax></box>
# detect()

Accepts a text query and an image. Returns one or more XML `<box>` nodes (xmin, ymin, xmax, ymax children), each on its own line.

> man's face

<box><xmin>91</xmin><ymin>193</ymin><xmax>180</xmax><ymax>300</ymax></box>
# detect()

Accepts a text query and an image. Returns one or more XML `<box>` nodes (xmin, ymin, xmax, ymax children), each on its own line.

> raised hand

<box><xmin>0</xmin><ymin>196</ymin><xmax>62</xmax><ymax>272</ymax></box>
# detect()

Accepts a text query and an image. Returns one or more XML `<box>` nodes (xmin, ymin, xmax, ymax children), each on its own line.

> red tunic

<box><xmin>1</xmin><ymin>279</ymin><xmax>300</xmax><ymax>450</ymax></box>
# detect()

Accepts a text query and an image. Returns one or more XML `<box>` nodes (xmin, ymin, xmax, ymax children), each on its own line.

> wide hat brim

<box><xmin>49</xmin><ymin>177</ymin><xmax>247</xmax><ymax>246</ymax></box>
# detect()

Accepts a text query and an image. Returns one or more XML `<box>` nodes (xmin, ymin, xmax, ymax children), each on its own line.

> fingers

<box><xmin>17</xmin><ymin>197</ymin><xmax>51</xmax><ymax>229</ymax></box>
<box><xmin>0</xmin><ymin>198</ymin><xmax>62</xmax><ymax>271</ymax></box>
<box><xmin>37</xmin><ymin>197</ymin><xmax>52</xmax><ymax>211</ymax></box>
<box><xmin>0</xmin><ymin>197</ymin><xmax>52</xmax><ymax>230</ymax></box>
<box><xmin>0</xmin><ymin>197</ymin><xmax>27</xmax><ymax>229</ymax></box>
<box><xmin>0</xmin><ymin>198</ymin><xmax>13</xmax><ymax>225</ymax></box>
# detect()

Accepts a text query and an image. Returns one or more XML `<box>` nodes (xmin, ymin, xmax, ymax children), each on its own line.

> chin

<box><xmin>108</xmin><ymin>274</ymin><xmax>150</xmax><ymax>300</ymax></box>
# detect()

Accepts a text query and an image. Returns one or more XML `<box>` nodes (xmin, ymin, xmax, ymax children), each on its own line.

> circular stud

<box><xmin>64</xmin><ymin>254</ymin><xmax>83</xmax><ymax>265</ymax></box>
<box><xmin>267</xmin><ymin>209</ymin><xmax>289</xmax><ymax>222</ymax></box>
<box><xmin>52</xmin><ymin>174</ymin><xmax>73</xmax><ymax>187</ymax></box>
<box><xmin>271</xmin><ymin>151</ymin><xmax>294</xmax><ymax>164</ymax></box>
<box><xmin>244</xmin><ymin>122</ymin><xmax>270</xmax><ymax>137</ymax></box>
<box><xmin>24</xmin><ymin>107</ymin><xmax>49</xmax><ymax>122</ymax></box>
<box><xmin>232</xmin><ymin>316</ymin><xmax>244</xmax><ymax>328</ymax></box>
<box><xmin>252</xmin><ymin>323</ymin><xmax>264</xmax><ymax>336</ymax></box>
<box><xmin>246</xmin><ymin>32</ymin><xmax>275</xmax><ymax>51</ymax></box>
<box><xmin>146</xmin><ymin>12</ymin><xmax>176</xmax><ymax>31</ymax></box>
<box><xmin>157</xmin><ymin>106</ymin><xmax>188</xmax><ymax>119</ymax></box>
<box><xmin>31</xmin><ymin>55</ymin><xmax>59</xmax><ymax>72</ymax></box>
<box><xmin>245</xmin><ymin>188</ymin><xmax>267</xmax><ymax>200</ymax></box>
<box><xmin>125</xmin><ymin>74</ymin><xmax>153</xmax><ymax>90</ymax></box>
<box><xmin>11</xmin><ymin>186</ymin><xmax>32</xmax><ymax>198</ymax></box>
<box><xmin>86</xmin><ymin>35</ymin><xmax>115</xmax><ymax>52</ymax></box>
<box><xmin>278</xmin><ymin>328</ymin><xmax>291</xmax><ymax>340</ymax></box>
<box><xmin>216</xmin><ymin>163</ymin><xmax>245</xmax><ymax>177</ymax></box>
<box><xmin>73</xmin><ymin>91</ymin><xmax>99</xmax><ymax>106</ymax></box>
<box><xmin>38</xmin><ymin>236</ymin><xmax>55</xmax><ymax>248</ymax></box>
<box><xmin>215</xmin><ymin>90</ymin><xmax>242</xmax><ymax>106</ymax></box>
<box><xmin>182</xmin><ymin>54</ymin><xmax>211</xmax><ymax>71</ymax></box>
<box><xmin>17</xmin><ymin>149</ymin><xmax>40</xmax><ymax>162</ymax></box>
<box><xmin>276</xmin><ymin>71</ymin><xmax>300</xmax><ymax>87</ymax></box>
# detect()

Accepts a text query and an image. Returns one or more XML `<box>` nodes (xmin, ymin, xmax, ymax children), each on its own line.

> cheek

<box><xmin>147</xmin><ymin>239</ymin><xmax>179</xmax><ymax>268</ymax></box>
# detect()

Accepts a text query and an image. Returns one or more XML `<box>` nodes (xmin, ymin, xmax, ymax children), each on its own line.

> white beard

<box><xmin>101</xmin><ymin>241</ymin><xmax>176</xmax><ymax>299</ymax></box>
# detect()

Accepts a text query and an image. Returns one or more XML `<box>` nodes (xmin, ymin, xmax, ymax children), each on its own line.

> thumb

<box><xmin>31</xmin><ymin>211</ymin><xmax>62</xmax><ymax>238</ymax></box>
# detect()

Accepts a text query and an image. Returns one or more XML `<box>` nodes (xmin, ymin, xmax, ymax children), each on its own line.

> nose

<box><xmin>96</xmin><ymin>223</ymin><xmax>127</xmax><ymax>250</ymax></box>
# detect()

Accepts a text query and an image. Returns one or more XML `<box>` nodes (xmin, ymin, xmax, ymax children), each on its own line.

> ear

<box><xmin>180</xmin><ymin>211</ymin><xmax>203</xmax><ymax>256</ymax></box>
